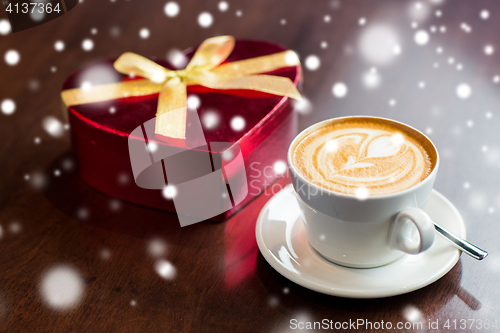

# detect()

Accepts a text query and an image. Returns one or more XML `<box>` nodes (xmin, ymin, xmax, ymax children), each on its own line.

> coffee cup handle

<box><xmin>389</xmin><ymin>207</ymin><xmax>435</xmax><ymax>255</ymax></box>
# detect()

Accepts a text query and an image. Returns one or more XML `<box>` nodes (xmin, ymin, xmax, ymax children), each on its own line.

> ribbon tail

<box><xmin>194</xmin><ymin>74</ymin><xmax>302</xmax><ymax>101</ymax></box>
<box><xmin>61</xmin><ymin>80</ymin><xmax>163</xmax><ymax>107</ymax></box>
<box><xmin>155</xmin><ymin>79</ymin><xmax>187</xmax><ymax>139</ymax></box>
<box><xmin>211</xmin><ymin>50</ymin><xmax>300</xmax><ymax>77</ymax></box>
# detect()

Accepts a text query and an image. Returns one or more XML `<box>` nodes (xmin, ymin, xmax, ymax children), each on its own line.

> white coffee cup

<box><xmin>288</xmin><ymin>116</ymin><xmax>439</xmax><ymax>268</ymax></box>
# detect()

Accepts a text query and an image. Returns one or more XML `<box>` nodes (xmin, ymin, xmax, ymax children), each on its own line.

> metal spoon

<box><xmin>434</xmin><ymin>222</ymin><xmax>488</xmax><ymax>260</ymax></box>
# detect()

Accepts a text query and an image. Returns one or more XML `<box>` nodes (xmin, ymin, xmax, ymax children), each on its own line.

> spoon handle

<box><xmin>434</xmin><ymin>223</ymin><xmax>488</xmax><ymax>260</ymax></box>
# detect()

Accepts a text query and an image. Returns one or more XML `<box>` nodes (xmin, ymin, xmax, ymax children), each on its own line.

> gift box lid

<box><xmin>62</xmin><ymin>39</ymin><xmax>301</xmax><ymax>152</ymax></box>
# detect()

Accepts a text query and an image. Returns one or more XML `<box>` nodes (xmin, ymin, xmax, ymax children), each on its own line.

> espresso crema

<box><xmin>292</xmin><ymin>118</ymin><xmax>436</xmax><ymax>195</ymax></box>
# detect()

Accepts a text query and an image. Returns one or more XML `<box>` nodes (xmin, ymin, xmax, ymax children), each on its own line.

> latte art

<box><xmin>292</xmin><ymin>119</ymin><xmax>435</xmax><ymax>195</ymax></box>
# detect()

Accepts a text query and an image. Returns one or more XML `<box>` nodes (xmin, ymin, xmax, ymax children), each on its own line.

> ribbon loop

<box><xmin>114</xmin><ymin>52</ymin><xmax>171</xmax><ymax>84</ymax></box>
<box><xmin>186</xmin><ymin>35</ymin><xmax>235</xmax><ymax>71</ymax></box>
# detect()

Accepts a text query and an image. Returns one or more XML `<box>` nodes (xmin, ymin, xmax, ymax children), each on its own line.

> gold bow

<box><xmin>61</xmin><ymin>36</ymin><xmax>302</xmax><ymax>139</ymax></box>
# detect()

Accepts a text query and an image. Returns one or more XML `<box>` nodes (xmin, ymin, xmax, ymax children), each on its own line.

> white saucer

<box><xmin>255</xmin><ymin>184</ymin><xmax>466</xmax><ymax>298</ymax></box>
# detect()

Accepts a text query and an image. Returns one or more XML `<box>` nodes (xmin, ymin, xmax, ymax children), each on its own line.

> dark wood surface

<box><xmin>1</xmin><ymin>0</ymin><xmax>499</xmax><ymax>332</ymax></box>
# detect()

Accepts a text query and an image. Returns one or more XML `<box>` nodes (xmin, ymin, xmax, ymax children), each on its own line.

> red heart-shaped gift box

<box><xmin>62</xmin><ymin>39</ymin><xmax>301</xmax><ymax>222</ymax></box>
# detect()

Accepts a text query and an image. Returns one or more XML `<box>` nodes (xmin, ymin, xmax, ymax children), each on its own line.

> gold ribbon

<box><xmin>61</xmin><ymin>36</ymin><xmax>302</xmax><ymax>139</ymax></box>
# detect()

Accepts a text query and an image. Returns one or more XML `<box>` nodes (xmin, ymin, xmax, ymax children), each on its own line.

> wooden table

<box><xmin>1</xmin><ymin>0</ymin><xmax>499</xmax><ymax>331</ymax></box>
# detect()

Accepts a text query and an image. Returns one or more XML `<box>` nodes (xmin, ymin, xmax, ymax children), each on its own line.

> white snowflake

<box><xmin>230</xmin><ymin>116</ymin><xmax>245</xmax><ymax>131</ymax></box>
<box><xmin>1</xmin><ymin>99</ymin><xmax>15</xmax><ymax>115</ymax></box>
<box><xmin>354</xmin><ymin>187</ymin><xmax>369</xmax><ymax>200</ymax></box>
<box><xmin>468</xmin><ymin>192</ymin><xmax>487</xmax><ymax>211</ymax></box>
<box><xmin>162</xmin><ymin>185</ymin><xmax>177</xmax><ymax>199</ymax></box>
<box><xmin>218</xmin><ymin>1</ymin><xmax>228</xmax><ymax>12</ymax></box>
<box><xmin>9</xmin><ymin>222</ymin><xmax>21</xmax><ymax>234</ymax></box>
<box><xmin>167</xmin><ymin>49</ymin><xmax>188</xmax><ymax>69</ymax></box>
<box><xmin>293</xmin><ymin>97</ymin><xmax>312</xmax><ymax>115</ymax></box>
<box><xmin>109</xmin><ymin>200</ymin><xmax>121</xmax><ymax>212</ymax></box>
<box><xmin>273</xmin><ymin>161</ymin><xmax>287</xmax><ymax>177</ymax></box>
<box><xmin>480</xmin><ymin>10</ymin><xmax>490</xmax><ymax>20</ymax></box>
<box><xmin>460</xmin><ymin>23</ymin><xmax>472</xmax><ymax>33</ymax></box>
<box><xmin>117</xmin><ymin>173</ymin><xmax>129</xmax><ymax>185</ymax></box>
<box><xmin>268</xmin><ymin>296</ymin><xmax>279</xmax><ymax>308</ymax></box>
<box><xmin>82</xmin><ymin>39</ymin><xmax>94</xmax><ymax>51</ymax></box>
<box><xmin>30</xmin><ymin>9</ymin><xmax>45</xmax><ymax>22</ymax></box>
<box><xmin>202</xmin><ymin>111</ymin><xmax>220</xmax><ymax>130</ymax></box>
<box><xmin>154</xmin><ymin>259</ymin><xmax>177</xmax><ymax>280</ymax></box>
<box><xmin>54</xmin><ymin>41</ymin><xmax>65</xmax><ymax>52</ymax></box>
<box><xmin>304</xmin><ymin>55</ymin><xmax>320</xmax><ymax>71</ymax></box>
<box><xmin>147</xmin><ymin>142</ymin><xmax>158</xmax><ymax>153</ymax></box>
<box><xmin>325</xmin><ymin>140</ymin><xmax>339</xmax><ymax>152</ymax></box>
<box><xmin>408</xmin><ymin>1</ymin><xmax>431</xmax><ymax>22</ymax></box>
<box><xmin>4</xmin><ymin>50</ymin><xmax>20</xmax><ymax>66</ymax></box>
<box><xmin>164</xmin><ymin>2</ymin><xmax>180</xmax><ymax>17</ymax></box>
<box><xmin>43</xmin><ymin>116</ymin><xmax>64</xmax><ymax>138</ymax></box>
<box><xmin>332</xmin><ymin>82</ymin><xmax>348</xmax><ymax>98</ymax></box>
<box><xmin>110</xmin><ymin>26</ymin><xmax>121</xmax><ymax>37</ymax></box>
<box><xmin>40</xmin><ymin>265</ymin><xmax>85</xmax><ymax>310</ymax></box>
<box><xmin>358</xmin><ymin>24</ymin><xmax>400</xmax><ymax>65</ymax></box>
<box><xmin>76</xmin><ymin>207</ymin><xmax>90</xmax><ymax>220</ymax></box>
<box><xmin>484</xmin><ymin>45</ymin><xmax>494</xmax><ymax>55</ymax></box>
<box><xmin>363</xmin><ymin>68</ymin><xmax>381</xmax><ymax>89</ymax></box>
<box><xmin>414</xmin><ymin>30</ymin><xmax>429</xmax><ymax>45</ymax></box>
<box><xmin>392</xmin><ymin>44</ymin><xmax>402</xmax><ymax>55</ymax></box>
<box><xmin>139</xmin><ymin>28</ymin><xmax>150</xmax><ymax>39</ymax></box>
<box><xmin>0</xmin><ymin>19</ymin><xmax>11</xmax><ymax>35</ymax></box>
<box><xmin>29</xmin><ymin>79</ymin><xmax>40</xmax><ymax>91</ymax></box>
<box><xmin>30</xmin><ymin>172</ymin><xmax>47</xmax><ymax>190</ymax></box>
<box><xmin>187</xmin><ymin>95</ymin><xmax>200</xmax><ymax>109</ymax></box>
<box><xmin>198</xmin><ymin>12</ymin><xmax>213</xmax><ymax>27</ymax></box>
<box><xmin>81</xmin><ymin>81</ymin><xmax>92</xmax><ymax>91</ymax></box>
<box><xmin>147</xmin><ymin>238</ymin><xmax>168</xmax><ymax>258</ymax></box>
<box><xmin>403</xmin><ymin>305</ymin><xmax>421</xmax><ymax>322</ymax></box>
<box><xmin>456</xmin><ymin>84</ymin><xmax>471</xmax><ymax>99</ymax></box>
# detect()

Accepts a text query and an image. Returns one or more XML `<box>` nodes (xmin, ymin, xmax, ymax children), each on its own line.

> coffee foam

<box><xmin>292</xmin><ymin>118</ymin><xmax>436</xmax><ymax>195</ymax></box>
